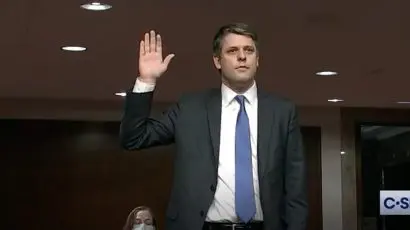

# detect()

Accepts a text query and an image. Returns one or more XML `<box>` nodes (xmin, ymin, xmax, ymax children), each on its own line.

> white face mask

<box><xmin>132</xmin><ymin>224</ymin><xmax>155</xmax><ymax>230</ymax></box>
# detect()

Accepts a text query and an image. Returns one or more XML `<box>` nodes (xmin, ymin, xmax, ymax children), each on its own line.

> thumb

<box><xmin>163</xmin><ymin>54</ymin><xmax>175</xmax><ymax>67</ymax></box>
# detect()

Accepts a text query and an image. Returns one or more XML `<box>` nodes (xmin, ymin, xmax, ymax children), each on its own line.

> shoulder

<box><xmin>173</xmin><ymin>88</ymin><xmax>219</xmax><ymax>112</ymax></box>
<box><xmin>177</xmin><ymin>88</ymin><xmax>219</xmax><ymax>103</ymax></box>
<box><xmin>260</xmin><ymin>92</ymin><xmax>300</xmax><ymax>127</ymax></box>
<box><xmin>260</xmin><ymin>90</ymin><xmax>296</xmax><ymax>112</ymax></box>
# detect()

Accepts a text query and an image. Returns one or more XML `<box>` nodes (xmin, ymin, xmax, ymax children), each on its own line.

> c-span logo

<box><xmin>380</xmin><ymin>190</ymin><xmax>410</xmax><ymax>215</ymax></box>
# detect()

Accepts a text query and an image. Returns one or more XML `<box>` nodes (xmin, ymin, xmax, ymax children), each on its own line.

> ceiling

<box><xmin>1</xmin><ymin>0</ymin><xmax>409</xmax><ymax>108</ymax></box>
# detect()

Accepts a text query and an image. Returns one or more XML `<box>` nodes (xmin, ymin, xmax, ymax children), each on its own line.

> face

<box><xmin>135</xmin><ymin>210</ymin><xmax>154</xmax><ymax>226</ymax></box>
<box><xmin>213</xmin><ymin>33</ymin><xmax>259</xmax><ymax>87</ymax></box>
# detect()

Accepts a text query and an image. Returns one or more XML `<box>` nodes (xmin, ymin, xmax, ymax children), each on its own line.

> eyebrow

<box><xmin>226</xmin><ymin>45</ymin><xmax>255</xmax><ymax>49</ymax></box>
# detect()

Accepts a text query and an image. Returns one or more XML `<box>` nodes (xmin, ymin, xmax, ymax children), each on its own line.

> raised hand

<box><xmin>138</xmin><ymin>30</ymin><xmax>175</xmax><ymax>83</ymax></box>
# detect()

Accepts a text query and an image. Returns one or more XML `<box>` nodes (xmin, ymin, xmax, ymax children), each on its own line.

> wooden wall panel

<box><xmin>2</xmin><ymin>119</ymin><xmax>321</xmax><ymax>230</ymax></box>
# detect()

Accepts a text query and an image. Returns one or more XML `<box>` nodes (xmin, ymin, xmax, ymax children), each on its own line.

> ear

<box><xmin>213</xmin><ymin>55</ymin><xmax>221</xmax><ymax>70</ymax></box>
<box><xmin>256</xmin><ymin>55</ymin><xmax>259</xmax><ymax>67</ymax></box>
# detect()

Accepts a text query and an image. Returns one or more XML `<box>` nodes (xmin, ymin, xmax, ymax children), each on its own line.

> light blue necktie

<box><xmin>234</xmin><ymin>95</ymin><xmax>256</xmax><ymax>223</ymax></box>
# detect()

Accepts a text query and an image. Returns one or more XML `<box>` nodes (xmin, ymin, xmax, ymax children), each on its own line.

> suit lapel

<box><xmin>257</xmin><ymin>90</ymin><xmax>276</xmax><ymax>179</ymax></box>
<box><xmin>206</xmin><ymin>89</ymin><xmax>222</xmax><ymax>169</ymax></box>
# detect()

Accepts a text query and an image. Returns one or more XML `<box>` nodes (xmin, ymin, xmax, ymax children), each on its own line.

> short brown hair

<box><xmin>212</xmin><ymin>23</ymin><xmax>258</xmax><ymax>56</ymax></box>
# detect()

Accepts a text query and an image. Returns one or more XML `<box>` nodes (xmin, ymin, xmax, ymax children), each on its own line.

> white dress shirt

<box><xmin>132</xmin><ymin>78</ymin><xmax>263</xmax><ymax>222</ymax></box>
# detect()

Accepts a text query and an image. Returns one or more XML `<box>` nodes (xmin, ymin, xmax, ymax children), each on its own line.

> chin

<box><xmin>236</xmin><ymin>75</ymin><xmax>254</xmax><ymax>83</ymax></box>
<box><xmin>222</xmin><ymin>73</ymin><xmax>254</xmax><ymax>86</ymax></box>
<box><xmin>229</xmin><ymin>77</ymin><xmax>254</xmax><ymax>89</ymax></box>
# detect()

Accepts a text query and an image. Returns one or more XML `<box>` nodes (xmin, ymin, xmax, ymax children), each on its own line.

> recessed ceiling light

<box><xmin>115</xmin><ymin>92</ymin><xmax>126</xmax><ymax>97</ymax></box>
<box><xmin>397</xmin><ymin>101</ymin><xmax>410</xmax><ymax>104</ymax></box>
<box><xmin>81</xmin><ymin>2</ymin><xmax>112</xmax><ymax>11</ymax></box>
<box><xmin>328</xmin><ymin>98</ymin><xmax>344</xmax><ymax>103</ymax></box>
<box><xmin>61</xmin><ymin>46</ymin><xmax>87</xmax><ymax>52</ymax></box>
<box><xmin>316</xmin><ymin>71</ymin><xmax>338</xmax><ymax>76</ymax></box>
<box><xmin>340</xmin><ymin>151</ymin><xmax>346</xmax><ymax>155</ymax></box>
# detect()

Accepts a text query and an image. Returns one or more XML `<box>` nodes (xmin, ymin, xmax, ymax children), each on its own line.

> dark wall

<box><xmin>3</xmin><ymin>120</ymin><xmax>322</xmax><ymax>230</ymax></box>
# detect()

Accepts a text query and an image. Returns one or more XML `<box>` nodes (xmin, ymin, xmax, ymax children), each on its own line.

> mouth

<box><xmin>236</xmin><ymin>66</ymin><xmax>249</xmax><ymax>70</ymax></box>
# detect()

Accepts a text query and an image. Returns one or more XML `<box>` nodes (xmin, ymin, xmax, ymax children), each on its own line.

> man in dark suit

<box><xmin>120</xmin><ymin>23</ymin><xmax>307</xmax><ymax>230</ymax></box>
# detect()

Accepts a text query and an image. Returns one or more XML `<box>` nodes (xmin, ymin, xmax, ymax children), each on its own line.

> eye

<box><xmin>245</xmin><ymin>47</ymin><xmax>255</xmax><ymax>53</ymax></box>
<box><xmin>135</xmin><ymin>219</ymin><xmax>142</xmax><ymax>224</ymax></box>
<box><xmin>144</xmin><ymin>219</ymin><xmax>153</xmax><ymax>225</ymax></box>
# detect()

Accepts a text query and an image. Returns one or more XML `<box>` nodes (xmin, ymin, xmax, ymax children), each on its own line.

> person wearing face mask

<box><xmin>123</xmin><ymin>206</ymin><xmax>157</xmax><ymax>230</ymax></box>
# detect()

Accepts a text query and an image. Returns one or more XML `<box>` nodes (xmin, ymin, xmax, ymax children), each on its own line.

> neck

<box><xmin>222</xmin><ymin>79</ymin><xmax>254</xmax><ymax>94</ymax></box>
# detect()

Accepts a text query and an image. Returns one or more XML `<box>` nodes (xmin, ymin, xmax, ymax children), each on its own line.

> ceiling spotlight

<box><xmin>340</xmin><ymin>151</ymin><xmax>346</xmax><ymax>155</ymax></box>
<box><xmin>316</xmin><ymin>71</ymin><xmax>338</xmax><ymax>76</ymax></box>
<box><xmin>328</xmin><ymin>98</ymin><xmax>344</xmax><ymax>103</ymax></box>
<box><xmin>61</xmin><ymin>46</ymin><xmax>87</xmax><ymax>51</ymax></box>
<box><xmin>81</xmin><ymin>2</ymin><xmax>112</xmax><ymax>11</ymax></box>
<box><xmin>115</xmin><ymin>92</ymin><xmax>126</xmax><ymax>97</ymax></box>
<box><xmin>397</xmin><ymin>101</ymin><xmax>410</xmax><ymax>104</ymax></box>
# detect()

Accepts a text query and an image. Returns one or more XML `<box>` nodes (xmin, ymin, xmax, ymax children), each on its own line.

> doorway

<box><xmin>301</xmin><ymin>126</ymin><xmax>323</xmax><ymax>230</ymax></box>
<box><xmin>360</xmin><ymin>125</ymin><xmax>410</xmax><ymax>230</ymax></box>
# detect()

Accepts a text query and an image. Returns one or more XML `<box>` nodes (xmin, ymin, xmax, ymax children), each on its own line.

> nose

<box><xmin>237</xmin><ymin>50</ymin><xmax>246</xmax><ymax>61</ymax></box>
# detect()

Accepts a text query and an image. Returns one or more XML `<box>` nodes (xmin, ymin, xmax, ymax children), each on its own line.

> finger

<box><xmin>150</xmin><ymin>30</ymin><xmax>156</xmax><ymax>52</ymax></box>
<box><xmin>144</xmin><ymin>33</ymin><xmax>149</xmax><ymax>53</ymax></box>
<box><xmin>140</xmin><ymin>40</ymin><xmax>145</xmax><ymax>56</ymax></box>
<box><xmin>163</xmin><ymin>54</ymin><xmax>175</xmax><ymax>66</ymax></box>
<box><xmin>156</xmin><ymin>34</ymin><xmax>162</xmax><ymax>54</ymax></box>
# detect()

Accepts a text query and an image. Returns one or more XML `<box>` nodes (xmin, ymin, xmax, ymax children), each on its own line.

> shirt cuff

<box><xmin>132</xmin><ymin>78</ymin><xmax>156</xmax><ymax>93</ymax></box>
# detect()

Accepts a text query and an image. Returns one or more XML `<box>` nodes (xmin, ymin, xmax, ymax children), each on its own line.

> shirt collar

<box><xmin>221</xmin><ymin>81</ymin><xmax>258</xmax><ymax>107</ymax></box>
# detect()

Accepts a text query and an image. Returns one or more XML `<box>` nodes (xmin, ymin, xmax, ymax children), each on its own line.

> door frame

<box><xmin>341</xmin><ymin>108</ymin><xmax>410</xmax><ymax>230</ymax></box>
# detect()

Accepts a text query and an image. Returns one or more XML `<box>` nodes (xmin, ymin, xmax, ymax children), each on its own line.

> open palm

<box><xmin>138</xmin><ymin>30</ymin><xmax>175</xmax><ymax>80</ymax></box>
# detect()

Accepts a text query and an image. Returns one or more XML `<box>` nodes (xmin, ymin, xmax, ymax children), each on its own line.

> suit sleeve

<box><xmin>285</xmin><ymin>104</ymin><xmax>308</xmax><ymax>230</ymax></box>
<box><xmin>119</xmin><ymin>91</ymin><xmax>179</xmax><ymax>150</ymax></box>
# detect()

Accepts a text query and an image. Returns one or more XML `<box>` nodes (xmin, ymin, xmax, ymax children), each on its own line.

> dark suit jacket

<box><xmin>120</xmin><ymin>87</ymin><xmax>308</xmax><ymax>230</ymax></box>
